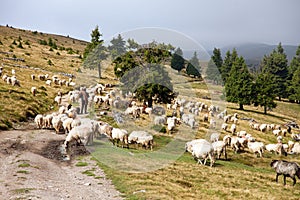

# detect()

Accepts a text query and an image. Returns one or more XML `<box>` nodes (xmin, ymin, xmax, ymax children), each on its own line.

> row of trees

<box><xmin>83</xmin><ymin>26</ymin><xmax>203</xmax><ymax>79</ymax></box>
<box><xmin>206</xmin><ymin>43</ymin><xmax>300</xmax><ymax>114</ymax></box>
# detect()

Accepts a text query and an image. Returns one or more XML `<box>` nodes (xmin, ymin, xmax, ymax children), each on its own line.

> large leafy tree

<box><xmin>206</xmin><ymin>48</ymin><xmax>223</xmax><ymax>84</ymax></box>
<box><xmin>225</xmin><ymin>56</ymin><xmax>255</xmax><ymax>110</ymax></box>
<box><xmin>260</xmin><ymin>43</ymin><xmax>288</xmax><ymax>100</ymax></box>
<box><xmin>221</xmin><ymin>49</ymin><xmax>238</xmax><ymax>83</ymax></box>
<box><xmin>171</xmin><ymin>47</ymin><xmax>185</xmax><ymax>73</ymax></box>
<box><xmin>108</xmin><ymin>34</ymin><xmax>126</xmax><ymax>59</ymax></box>
<box><xmin>83</xmin><ymin>26</ymin><xmax>107</xmax><ymax>78</ymax></box>
<box><xmin>113</xmin><ymin>47</ymin><xmax>175</xmax><ymax>107</ymax></box>
<box><xmin>186</xmin><ymin>51</ymin><xmax>201</xmax><ymax>78</ymax></box>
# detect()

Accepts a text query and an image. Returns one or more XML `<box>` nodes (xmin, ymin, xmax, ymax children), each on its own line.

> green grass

<box><xmin>18</xmin><ymin>163</ymin><xmax>30</xmax><ymax>168</ymax></box>
<box><xmin>82</xmin><ymin>169</ymin><xmax>96</xmax><ymax>177</ymax></box>
<box><xmin>11</xmin><ymin>188</ymin><xmax>35</xmax><ymax>194</ymax></box>
<box><xmin>75</xmin><ymin>161</ymin><xmax>88</xmax><ymax>167</ymax></box>
<box><xmin>16</xmin><ymin>170</ymin><xmax>30</xmax><ymax>174</ymax></box>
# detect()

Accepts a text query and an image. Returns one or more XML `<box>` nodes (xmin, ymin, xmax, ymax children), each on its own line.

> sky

<box><xmin>1</xmin><ymin>0</ymin><xmax>299</xmax><ymax>51</ymax></box>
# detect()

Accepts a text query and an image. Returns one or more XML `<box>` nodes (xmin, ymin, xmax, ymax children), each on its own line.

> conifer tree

<box><xmin>225</xmin><ymin>56</ymin><xmax>254</xmax><ymax>110</ymax></box>
<box><xmin>171</xmin><ymin>47</ymin><xmax>185</xmax><ymax>73</ymax></box>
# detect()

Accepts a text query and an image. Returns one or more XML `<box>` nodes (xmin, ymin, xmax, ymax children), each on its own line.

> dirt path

<box><xmin>0</xmin><ymin>122</ymin><xmax>123</xmax><ymax>200</ymax></box>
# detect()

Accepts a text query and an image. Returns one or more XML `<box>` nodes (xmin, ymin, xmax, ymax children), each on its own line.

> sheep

<box><xmin>230</xmin><ymin>124</ymin><xmax>236</xmax><ymax>134</ymax></box>
<box><xmin>34</xmin><ymin>114</ymin><xmax>44</xmax><ymax>129</ymax></box>
<box><xmin>259</xmin><ymin>124</ymin><xmax>268</xmax><ymax>132</ymax></box>
<box><xmin>191</xmin><ymin>139</ymin><xmax>215</xmax><ymax>167</ymax></box>
<box><xmin>58</xmin><ymin>106</ymin><xmax>66</xmax><ymax>114</ymax></box>
<box><xmin>128</xmin><ymin>131</ymin><xmax>153</xmax><ymax>150</ymax></box>
<box><xmin>111</xmin><ymin>128</ymin><xmax>129</xmax><ymax>148</ymax></box>
<box><xmin>154</xmin><ymin>115</ymin><xmax>166</xmax><ymax>125</ymax></box>
<box><xmin>11</xmin><ymin>69</ymin><xmax>15</xmax><ymax>75</ymax></box>
<box><xmin>2</xmin><ymin>74</ymin><xmax>8</xmax><ymax>82</ymax></box>
<box><xmin>212</xmin><ymin>140</ymin><xmax>228</xmax><ymax>160</ymax></box>
<box><xmin>64</xmin><ymin>120</ymin><xmax>100</xmax><ymax>149</ymax></box>
<box><xmin>167</xmin><ymin>117</ymin><xmax>177</xmax><ymax>134</ymax></box>
<box><xmin>188</xmin><ymin>118</ymin><xmax>196</xmax><ymax>129</ymax></box>
<box><xmin>43</xmin><ymin>114</ymin><xmax>53</xmax><ymax>129</ymax></box>
<box><xmin>221</xmin><ymin>123</ymin><xmax>228</xmax><ymax>131</ymax></box>
<box><xmin>209</xmin><ymin>118</ymin><xmax>216</xmax><ymax>129</ymax></box>
<box><xmin>273</xmin><ymin>129</ymin><xmax>281</xmax><ymax>136</ymax></box>
<box><xmin>31</xmin><ymin>87</ymin><xmax>37</xmax><ymax>96</ymax></box>
<box><xmin>270</xmin><ymin>160</ymin><xmax>300</xmax><ymax>186</ymax></box>
<box><xmin>51</xmin><ymin>115</ymin><xmax>64</xmax><ymax>134</ymax></box>
<box><xmin>265</xmin><ymin>143</ymin><xmax>287</xmax><ymax>156</ymax></box>
<box><xmin>224</xmin><ymin>115</ymin><xmax>231</xmax><ymax>123</ymax></box>
<box><xmin>62</xmin><ymin>118</ymin><xmax>73</xmax><ymax>133</ymax></box>
<box><xmin>226</xmin><ymin>135</ymin><xmax>241</xmax><ymax>153</ymax></box>
<box><xmin>71</xmin><ymin>118</ymin><xmax>81</xmax><ymax>129</ymax></box>
<box><xmin>30</xmin><ymin>74</ymin><xmax>35</xmax><ymax>80</ymax></box>
<box><xmin>185</xmin><ymin>139</ymin><xmax>204</xmax><ymax>153</ymax></box>
<box><xmin>45</xmin><ymin>80</ymin><xmax>51</xmax><ymax>86</ymax></box>
<box><xmin>291</xmin><ymin>142</ymin><xmax>300</xmax><ymax>154</ymax></box>
<box><xmin>11</xmin><ymin>76</ymin><xmax>20</xmax><ymax>86</ymax></box>
<box><xmin>236</xmin><ymin>130</ymin><xmax>247</xmax><ymax>137</ymax></box>
<box><xmin>38</xmin><ymin>75</ymin><xmax>45</xmax><ymax>81</ymax></box>
<box><xmin>210</xmin><ymin>132</ymin><xmax>219</xmax><ymax>143</ymax></box>
<box><xmin>144</xmin><ymin>107</ymin><xmax>152</xmax><ymax>116</ymax></box>
<box><xmin>97</xmin><ymin>122</ymin><xmax>113</xmax><ymax>138</ymax></box>
<box><xmin>247</xmin><ymin>141</ymin><xmax>265</xmax><ymax>157</ymax></box>
<box><xmin>54</xmin><ymin>95</ymin><xmax>62</xmax><ymax>105</ymax></box>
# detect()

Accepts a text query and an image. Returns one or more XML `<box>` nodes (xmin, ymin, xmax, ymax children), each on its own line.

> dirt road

<box><xmin>0</xmin><ymin>122</ymin><xmax>123</xmax><ymax>200</ymax></box>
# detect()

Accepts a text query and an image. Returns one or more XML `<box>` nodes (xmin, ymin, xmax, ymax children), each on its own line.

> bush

<box><xmin>25</xmin><ymin>40</ymin><xmax>30</xmax><ymax>45</ymax></box>
<box><xmin>56</xmin><ymin>52</ymin><xmax>60</xmax><ymax>55</ymax></box>
<box><xmin>0</xmin><ymin>40</ymin><xmax>3</xmax><ymax>45</ymax></box>
<box><xmin>47</xmin><ymin>59</ymin><xmax>53</xmax><ymax>66</ymax></box>
<box><xmin>39</xmin><ymin>39</ymin><xmax>47</xmax><ymax>45</ymax></box>
<box><xmin>12</xmin><ymin>40</ymin><xmax>17</xmax><ymax>45</ymax></box>
<box><xmin>49</xmin><ymin>47</ymin><xmax>53</xmax><ymax>51</ymax></box>
<box><xmin>17</xmin><ymin>41</ymin><xmax>23</xmax><ymax>49</ymax></box>
<box><xmin>32</xmin><ymin>31</ymin><xmax>38</xmax><ymax>34</ymax></box>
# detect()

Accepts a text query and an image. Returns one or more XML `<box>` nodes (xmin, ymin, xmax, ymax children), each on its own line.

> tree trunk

<box><xmin>239</xmin><ymin>103</ymin><xmax>244</xmax><ymax>110</ymax></box>
<box><xmin>147</xmin><ymin>98</ymin><xmax>153</xmax><ymax>108</ymax></box>
<box><xmin>98</xmin><ymin>62</ymin><xmax>101</xmax><ymax>79</ymax></box>
<box><xmin>264</xmin><ymin>105</ymin><xmax>267</xmax><ymax>114</ymax></box>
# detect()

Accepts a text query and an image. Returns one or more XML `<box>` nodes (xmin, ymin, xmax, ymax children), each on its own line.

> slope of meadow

<box><xmin>0</xmin><ymin>25</ymin><xmax>87</xmax><ymax>129</ymax></box>
<box><xmin>1</xmin><ymin>25</ymin><xmax>300</xmax><ymax>199</ymax></box>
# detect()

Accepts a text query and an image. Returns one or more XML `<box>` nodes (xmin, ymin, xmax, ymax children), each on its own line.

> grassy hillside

<box><xmin>0</xmin><ymin>25</ymin><xmax>87</xmax><ymax>129</ymax></box>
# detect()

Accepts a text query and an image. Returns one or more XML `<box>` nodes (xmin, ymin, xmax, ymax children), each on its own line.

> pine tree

<box><xmin>186</xmin><ymin>51</ymin><xmax>201</xmax><ymax>78</ymax></box>
<box><xmin>126</xmin><ymin>38</ymin><xmax>139</xmax><ymax>50</ymax></box>
<box><xmin>288</xmin><ymin>67</ymin><xmax>300</xmax><ymax>103</ymax></box>
<box><xmin>288</xmin><ymin>45</ymin><xmax>300</xmax><ymax>102</ymax></box>
<box><xmin>108</xmin><ymin>34</ymin><xmax>126</xmax><ymax>59</ymax></box>
<box><xmin>221</xmin><ymin>49</ymin><xmax>238</xmax><ymax>83</ymax></box>
<box><xmin>255</xmin><ymin>72</ymin><xmax>277</xmax><ymax>114</ymax></box>
<box><xmin>83</xmin><ymin>26</ymin><xmax>107</xmax><ymax>78</ymax></box>
<box><xmin>171</xmin><ymin>47</ymin><xmax>185</xmax><ymax>73</ymax></box>
<box><xmin>225</xmin><ymin>56</ymin><xmax>254</xmax><ymax>110</ymax></box>
<box><xmin>206</xmin><ymin>48</ymin><xmax>223</xmax><ymax>84</ymax></box>
<box><xmin>260</xmin><ymin>43</ymin><xmax>288</xmax><ymax>100</ymax></box>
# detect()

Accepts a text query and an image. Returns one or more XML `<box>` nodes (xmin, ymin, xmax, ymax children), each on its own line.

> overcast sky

<box><xmin>1</xmin><ymin>0</ymin><xmax>299</xmax><ymax>50</ymax></box>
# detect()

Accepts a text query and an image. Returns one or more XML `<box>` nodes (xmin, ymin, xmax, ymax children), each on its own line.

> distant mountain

<box><xmin>208</xmin><ymin>43</ymin><xmax>298</xmax><ymax>71</ymax></box>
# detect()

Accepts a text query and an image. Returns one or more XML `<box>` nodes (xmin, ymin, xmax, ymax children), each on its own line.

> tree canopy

<box><xmin>171</xmin><ymin>47</ymin><xmax>185</xmax><ymax>73</ymax></box>
<box><xmin>221</xmin><ymin>49</ymin><xmax>238</xmax><ymax>83</ymax></box>
<box><xmin>225</xmin><ymin>56</ymin><xmax>255</xmax><ymax>110</ymax></box>
<box><xmin>108</xmin><ymin>34</ymin><xmax>126</xmax><ymax>59</ymax></box>
<box><xmin>206</xmin><ymin>48</ymin><xmax>223</xmax><ymax>84</ymax></box>
<box><xmin>186</xmin><ymin>51</ymin><xmax>201</xmax><ymax>78</ymax></box>
<box><xmin>113</xmin><ymin>47</ymin><xmax>175</xmax><ymax>107</ymax></box>
<box><xmin>260</xmin><ymin>43</ymin><xmax>288</xmax><ymax>100</ymax></box>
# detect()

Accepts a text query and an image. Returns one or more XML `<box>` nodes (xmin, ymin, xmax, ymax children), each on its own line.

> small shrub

<box><xmin>32</xmin><ymin>31</ymin><xmax>38</xmax><ymax>34</ymax></box>
<box><xmin>9</xmin><ymin>44</ymin><xmax>14</xmax><ymax>49</ymax></box>
<box><xmin>78</xmin><ymin>54</ymin><xmax>82</xmax><ymax>59</ymax></box>
<box><xmin>49</xmin><ymin>47</ymin><xmax>53</xmax><ymax>51</ymax></box>
<box><xmin>17</xmin><ymin>170</ymin><xmax>30</xmax><ymax>174</ymax></box>
<box><xmin>12</xmin><ymin>40</ymin><xmax>17</xmax><ymax>45</ymax></box>
<box><xmin>24</xmin><ymin>40</ymin><xmax>30</xmax><ymax>45</ymax></box>
<box><xmin>13</xmin><ymin>54</ymin><xmax>17</xmax><ymax>58</ymax></box>
<box><xmin>82</xmin><ymin>170</ymin><xmax>95</xmax><ymax>176</ymax></box>
<box><xmin>47</xmin><ymin>59</ymin><xmax>53</xmax><ymax>66</ymax></box>
<box><xmin>0</xmin><ymin>40</ymin><xmax>3</xmax><ymax>45</ymax></box>
<box><xmin>56</xmin><ymin>52</ymin><xmax>60</xmax><ymax>55</ymax></box>
<box><xmin>39</xmin><ymin>39</ymin><xmax>47</xmax><ymax>45</ymax></box>
<box><xmin>17</xmin><ymin>41</ymin><xmax>23</xmax><ymax>49</ymax></box>
<box><xmin>18</xmin><ymin>36</ymin><xmax>22</xmax><ymax>41</ymax></box>
<box><xmin>24</xmin><ymin>52</ymin><xmax>30</xmax><ymax>56</ymax></box>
